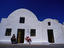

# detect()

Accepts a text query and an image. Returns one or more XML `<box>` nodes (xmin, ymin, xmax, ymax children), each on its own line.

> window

<box><xmin>47</xmin><ymin>29</ymin><xmax>54</xmax><ymax>43</ymax></box>
<box><xmin>19</xmin><ymin>17</ymin><xmax>25</xmax><ymax>23</ymax></box>
<box><xmin>48</xmin><ymin>22</ymin><xmax>51</xmax><ymax>26</ymax></box>
<box><xmin>30</xmin><ymin>29</ymin><xmax>36</xmax><ymax>36</ymax></box>
<box><xmin>5</xmin><ymin>28</ymin><xmax>12</xmax><ymax>36</ymax></box>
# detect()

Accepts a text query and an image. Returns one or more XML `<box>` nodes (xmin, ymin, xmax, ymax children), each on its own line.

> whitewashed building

<box><xmin>0</xmin><ymin>8</ymin><xmax>64</xmax><ymax>45</ymax></box>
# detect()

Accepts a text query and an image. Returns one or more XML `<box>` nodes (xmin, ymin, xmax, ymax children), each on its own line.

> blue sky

<box><xmin>0</xmin><ymin>0</ymin><xmax>64</xmax><ymax>23</ymax></box>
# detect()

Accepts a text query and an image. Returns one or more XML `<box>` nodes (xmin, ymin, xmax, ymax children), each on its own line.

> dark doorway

<box><xmin>47</xmin><ymin>29</ymin><xmax>54</xmax><ymax>43</ymax></box>
<box><xmin>17</xmin><ymin>29</ymin><xmax>25</xmax><ymax>43</ymax></box>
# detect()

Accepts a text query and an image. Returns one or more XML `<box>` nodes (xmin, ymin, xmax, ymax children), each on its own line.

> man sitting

<box><xmin>11</xmin><ymin>34</ymin><xmax>17</xmax><ymax>44</ymax></box>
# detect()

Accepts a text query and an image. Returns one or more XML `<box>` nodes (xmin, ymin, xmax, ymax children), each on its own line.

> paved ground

<box><xmin>0</xmin><ymin>44</ymin><xmax>64</xmax><ymax>48</ymax></box>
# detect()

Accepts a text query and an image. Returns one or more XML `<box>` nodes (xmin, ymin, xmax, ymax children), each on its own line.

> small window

<box><xmin>5</xmin><ymin>28</ymin><xmax>11</xmax><ymax>36</ymax></box>
<box><xmin>30</xmin><ymin>29</ymin><xmax>36</xmax><ymax>36</ymax></box>
<box><xmin>48</xmin><ymin>22</ymin><xmax>51</xmax><ymax>26</ymax></box>
<box><xmin>19</xmin><ymin>17</ymin><xmax>25</xmax><ymax>23</ymax></box>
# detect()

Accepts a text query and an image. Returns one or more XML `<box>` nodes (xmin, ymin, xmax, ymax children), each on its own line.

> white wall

<box><xmin>0</xmin><ymin>8</ymin><xmax>64</xmax><ymax>44</ymax></box>
<box><xmin>42</xmin><ymin>19</ymin><xmax>64</xmax><ymax>44</ymax></box>
<box><xmin>0</xmin><ymin>8</ymin><xmax>42</xmax><ymax>44</ymax></box>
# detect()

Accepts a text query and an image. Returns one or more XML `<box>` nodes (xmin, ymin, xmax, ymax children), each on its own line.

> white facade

<box><xmin>0</xmin><ymin>8</ymin><xmax>64</xmax><ymax>45</ymax></box>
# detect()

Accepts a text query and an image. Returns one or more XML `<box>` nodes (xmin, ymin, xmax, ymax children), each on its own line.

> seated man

<box><xmin>11</xmin><ymin>34</ymin><xmax>17</xmax><ymax>44</ymax></box>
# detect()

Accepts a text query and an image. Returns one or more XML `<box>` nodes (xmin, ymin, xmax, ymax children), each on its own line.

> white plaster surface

<box><xmin>0</xmin><ymin>8</ymin><xmax>64</xmax><ymax>44</ymax></box>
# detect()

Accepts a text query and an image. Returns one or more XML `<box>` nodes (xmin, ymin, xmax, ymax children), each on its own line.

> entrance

<box><xmin>17</xmin><ymin>29</ymin><xmax>25</xmax><ymax>43</ymax></box>
<box><xmin>47</xmin><ymin>29</ymin><xmax>54</xmax><ymax>43</ymax></box>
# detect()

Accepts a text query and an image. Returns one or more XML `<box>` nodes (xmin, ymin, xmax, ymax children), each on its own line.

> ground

<box><xmin>0</xmin><ymin>44</ymin><xmax>64</xmax><ymax>48</ymax></box>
